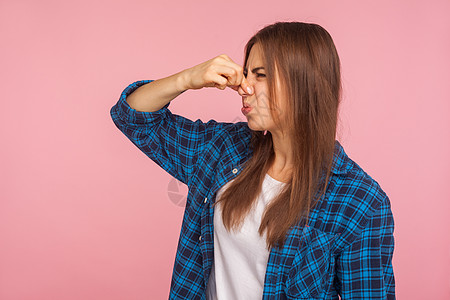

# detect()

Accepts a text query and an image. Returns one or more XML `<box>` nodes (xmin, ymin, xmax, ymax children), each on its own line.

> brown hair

<box><xmin>214</xmin><ymin>21</ymin><xmax>342</xmax><ymax>250</ymax></box>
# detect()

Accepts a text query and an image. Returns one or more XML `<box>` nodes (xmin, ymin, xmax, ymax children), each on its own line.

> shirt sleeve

<box><xmin>334</xmin><ymin>195</ymin><xmax>396</xmax><ymax>299</ymax></box>
<box><xmin>110</xmin><ymin>79</ymin><xmax>228</xmax><ymax>186</ymax></box>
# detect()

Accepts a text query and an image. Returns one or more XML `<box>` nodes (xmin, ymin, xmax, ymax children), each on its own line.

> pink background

<box><xmin>1</xmin><ymin>0</ymin><xmax>449</xmax><ymax>299</ymax></box>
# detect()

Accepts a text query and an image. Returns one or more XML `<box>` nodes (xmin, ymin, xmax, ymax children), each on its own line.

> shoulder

<box><xmin>329</xmin><ymin>141</ymin><xmax>388</xmax><ymax>206</ymax></box>
<box><xmin>336</xmin><ymin>156</ymin><xmax>388</xmax><ymax>208</ymax></box>
<box><xmin>211</xmin><ymin>121</ymin><xmax>252</xmax><ymax>153</ymax></box>
<box><xmin>221</xmin><ymin>120</ymin><xmax>252</xmax><ymax>137</ymax></box>
<box><xmin>195</xmin><ymin>119</ymin><xmax>251</xmax><ymax>138</ymax></box>
<box><xmin>317</xmin><ymin>142</ymin><xmax>391</xmax><ymax>252</ymax></box>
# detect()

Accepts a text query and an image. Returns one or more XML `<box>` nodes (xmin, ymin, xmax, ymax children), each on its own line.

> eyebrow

<box><xmin>243</xmin><ymin>66</ymin><xmax>265</xmax><ymax>73</ymax></box>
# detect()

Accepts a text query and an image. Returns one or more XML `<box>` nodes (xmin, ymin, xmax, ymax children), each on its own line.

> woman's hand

<box><xmin>181</xmin><ymin>54</ymin><xmax>254</xmax><ymax>95</ymax></box>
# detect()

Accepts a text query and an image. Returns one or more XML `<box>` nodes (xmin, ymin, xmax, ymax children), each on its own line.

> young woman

<box><xmin>110</xmin><ymin>21</ymin><xmax>395</xmax><ymax>299</ymax></box>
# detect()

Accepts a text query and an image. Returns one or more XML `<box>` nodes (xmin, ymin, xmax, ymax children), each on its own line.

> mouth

<box><xmin>241</xmin><ymin>106</ymin><xmax>253</xmax><ymax>115</ymax></box>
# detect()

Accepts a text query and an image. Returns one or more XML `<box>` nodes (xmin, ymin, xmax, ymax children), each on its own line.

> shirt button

<box><xmin>232</xmin><ymin>168</ymin><xmax>238</xmax><ymax>174</ymax></box>
<box><xmin>204</xmin><ymin>197</ymin><xmax>208</xmax><ymax>203</ymax></box>
<box><xmin>199</xmin><ymin>235</ymin><xmax>202</xmax><ymax>241</ymax></box>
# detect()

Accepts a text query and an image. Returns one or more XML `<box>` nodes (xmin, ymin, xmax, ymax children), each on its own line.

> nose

<box><xmin>245</xmin><ymin>74</ymin><xmax>257</xmax><ymax>88</ymax></box>
<box><xmin>238</xmin><ymin>77</ymin><xmax>254</xmax><ymax>97</ymax></box>
<box><xmin>238</xmin><ymin>85</ymin><xmax>254</xmax><ymax>97</ymax></box>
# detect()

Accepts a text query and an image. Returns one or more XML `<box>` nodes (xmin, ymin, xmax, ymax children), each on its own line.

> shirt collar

<box><xmin>330</xmin><ymin>140</ymin><xmax>351</xmax><ymax>175</ymax></box>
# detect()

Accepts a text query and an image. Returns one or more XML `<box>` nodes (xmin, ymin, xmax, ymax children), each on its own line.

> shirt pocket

<box><xmin>285</xmin><ymin>226</ymin><xmax>337</xmax><ymax>299</ymax></box>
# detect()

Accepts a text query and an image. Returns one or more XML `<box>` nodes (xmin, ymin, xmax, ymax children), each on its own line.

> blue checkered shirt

<box><xmin>110</xmin><ymin>80</ymin><xmax>395</xmax><ymax>299</ymax></box>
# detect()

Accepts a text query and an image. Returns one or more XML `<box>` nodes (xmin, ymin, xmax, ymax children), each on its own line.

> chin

<box><xmin>246</xmin><ymin>119</ymin><xmax>265</xmax><ymax>132</ymax></box>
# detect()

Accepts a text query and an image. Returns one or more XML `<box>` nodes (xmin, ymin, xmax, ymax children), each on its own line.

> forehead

<box><xmin>246</xmin><ymin>43</ymin><xmax>263</xmax><ymax>66</ymax></box>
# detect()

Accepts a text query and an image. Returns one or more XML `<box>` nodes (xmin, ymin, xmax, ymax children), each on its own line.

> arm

<box><xmin>125</xmin><ymin>70</ymin><xmax>188</xmax><ymax>113</ymax></box>
<box><xmin>110</xmin><ymin>55</ymin><xmax>253</xmax><ymax>186</ymax></box>
<box><xmin>110</xmin><ymin>79</ymin><xmax>228</xmax><ymax>186</ymax></box>
<box><xmin>125</xmin><ymin>54</ymin><xmax>254</xmax><ymax>114</ymax></box>
<box><xmin>334</xmin><ymin>195</ymin><xmax>396</xmax><ymax>299</ymax></box>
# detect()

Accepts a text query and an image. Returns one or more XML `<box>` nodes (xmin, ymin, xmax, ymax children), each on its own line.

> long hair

<box><xmin>214</xmin><ymin>21</ymin><xmax>342</xmax><ymax>250</ymax></box>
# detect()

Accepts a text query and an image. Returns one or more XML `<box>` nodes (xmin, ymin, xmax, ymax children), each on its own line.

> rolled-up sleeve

<box><xmin>335</xmin><ymin>195</ymin><xmax>396</xmax><ymax>299</ymax></box>
<box><xmin>110</xmin><ymin>80</ymin><xmax>226</xmax><ymax>186</ymax></box>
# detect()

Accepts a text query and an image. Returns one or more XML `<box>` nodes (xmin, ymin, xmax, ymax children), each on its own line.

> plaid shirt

<box><xmin>110</xmin><ymin>80</ymin><xmax>395</xmax><ymax>299</ymax></box>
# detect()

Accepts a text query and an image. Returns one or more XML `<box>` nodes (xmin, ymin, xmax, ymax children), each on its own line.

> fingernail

<box><xmin>246</xmin><ymin>86</ymin><xmax>252</xmax><ymax>94</ymax></box>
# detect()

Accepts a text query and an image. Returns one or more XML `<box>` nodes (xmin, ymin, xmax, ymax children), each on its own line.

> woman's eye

<box><xmin>243</xmin><ymin>72</ymin><xmax>265</xmax><ymax>78</ymax></box>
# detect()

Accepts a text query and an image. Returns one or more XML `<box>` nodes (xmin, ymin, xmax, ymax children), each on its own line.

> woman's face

<box><xmin>241</xmin><ymin>43</ymin><xmax>287</xmax><ymax>133</ymax></box>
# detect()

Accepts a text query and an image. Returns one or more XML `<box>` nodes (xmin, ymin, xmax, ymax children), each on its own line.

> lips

<box><xmin>243</xmin><ymin>102</ymin><xmax>251</xmax><ymax>108</ymax></box>
<box><xmin>241</xmin><ymin>106</ymin><xmax>252</xmax><ymax>115</ymax></box>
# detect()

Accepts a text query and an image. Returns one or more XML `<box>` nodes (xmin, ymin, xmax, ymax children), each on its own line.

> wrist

<box><xmin>175</xmin><ymin>69</ymin><xmax>190</xmax><ymax>93</ymax></box>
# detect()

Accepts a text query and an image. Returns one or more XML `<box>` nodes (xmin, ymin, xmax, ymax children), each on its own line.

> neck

<box><xmin>268</xmin><ymin>129</ymin><xmax>293</xmax><ymax>176</ymax></box>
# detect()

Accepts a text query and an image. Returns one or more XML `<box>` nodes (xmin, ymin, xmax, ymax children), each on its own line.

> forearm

<box><xmin>126</xmin><ymin>70</ymin><xmax>188</xmax><ymax>112</ymax></box>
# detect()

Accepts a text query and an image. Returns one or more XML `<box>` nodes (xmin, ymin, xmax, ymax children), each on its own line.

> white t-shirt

<box><xmin>206</xmin><ymin>173</ymin><xmax>286</xmax><ymax>300</ymax></box>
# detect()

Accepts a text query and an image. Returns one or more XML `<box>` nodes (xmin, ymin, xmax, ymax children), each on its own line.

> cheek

<box><xmin>254</xmin><ymin>85</ymin><xmax>270</xmax><ymax>105</ymax></box>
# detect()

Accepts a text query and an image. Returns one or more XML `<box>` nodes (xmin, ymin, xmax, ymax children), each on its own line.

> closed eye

<box><xmin>243</xmin><ymin>72</ymin><xmax>266</xmax><ymax>78</ymax></box>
